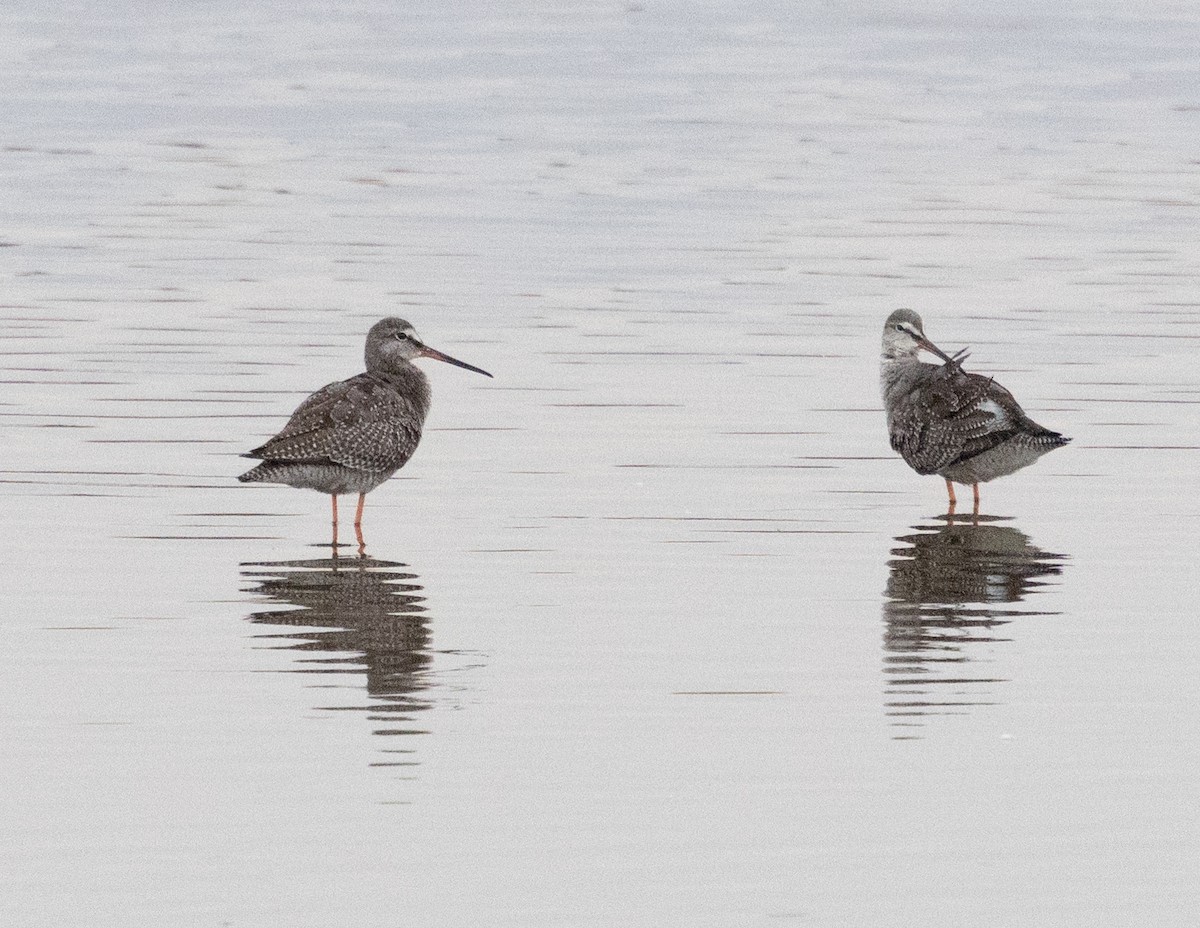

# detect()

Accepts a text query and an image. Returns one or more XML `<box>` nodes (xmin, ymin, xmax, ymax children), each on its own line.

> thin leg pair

<box><xmin>330</xmin><ymin>493</ymin><xmax>368</xmax><ymax>556</ymax></box>
<box><xmin>945</xmin><ymin>479</ymin><xmax>980</xmax><ymax>517</ymax></box>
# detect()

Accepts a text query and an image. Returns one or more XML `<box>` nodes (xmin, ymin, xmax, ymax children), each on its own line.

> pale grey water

<box><xmin>3</xmin><ymin>2</ymin><xmax>1200</xmax><ymax>925</ymax></box>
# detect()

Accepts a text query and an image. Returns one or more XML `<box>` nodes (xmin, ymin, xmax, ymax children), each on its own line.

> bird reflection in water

<box><xmin>883</xmin><ymin>515</ymin><xmax>1067</xmax><ymax>738</ymax></box>
<box><xmin>242</xmin><ymin>556</ymin><xmax>434</xmax><ymax>763</ymax></box>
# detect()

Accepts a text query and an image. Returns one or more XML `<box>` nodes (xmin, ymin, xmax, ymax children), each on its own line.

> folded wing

<box><xmin>888</xmin><ymin>364</ymin><xmax>1026</xmax><ymax>476</ymax></box>
<box><xmin>246</xmin><ymin>374</ymin><xmax>424</xmax><ymax>473</ymax></box>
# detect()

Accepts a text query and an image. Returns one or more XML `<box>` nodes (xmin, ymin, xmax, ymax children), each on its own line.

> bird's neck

<box><xmin>370</xmin><ymin>362</ymin><xmax>432</xmax><ymax>418</ymax></box>
<box><xmin>880</xmin><ymin>343</ymin><xmax>920</xmax><ymax>362</ymax></box>
<box><xmin>879</xmin><ymin>353</ymin><xmax>925</xmax><ymax>400</ymax></box>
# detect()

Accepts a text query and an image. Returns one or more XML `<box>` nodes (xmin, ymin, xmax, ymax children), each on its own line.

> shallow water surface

<box><xmin>3</xmin><ymin>2</ymin><xmax>1200</xmax><ymax>926</ymax></box>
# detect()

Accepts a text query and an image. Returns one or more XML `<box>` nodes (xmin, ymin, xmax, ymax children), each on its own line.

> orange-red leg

<box><xmin>354</xmin><ymin>492</ymin><xmax>367</xmax><ymax>556</ymax></box>
<box><xmin>972</xmin><ymin>483</ymin><xmax>980</xmax><ymax>516</ymax></box>
<box><xmin>330</xmin><ymin>494</ymin><xmax>339</xmax><ymax>553</ymax></box>
<box><xmin>945</xmin><ymin>478</ymin><xmax>957</xmax><ymax>512</ymax></box>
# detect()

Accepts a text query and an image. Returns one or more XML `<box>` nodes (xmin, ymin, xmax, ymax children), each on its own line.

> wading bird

<box><xmin>239</xmin><ymin>317</ymin><xmax>491</xmax><ymax>553</ymax></box>
<box><xmin>880</xmin><ymin>309</ymin><xmax>1069</xmax><ymax>514</ymax></box>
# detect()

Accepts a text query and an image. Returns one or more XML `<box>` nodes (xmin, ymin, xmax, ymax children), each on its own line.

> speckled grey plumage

<box><xmin>880</xmin><ymin>309</ymin><xmax>1069</xmax><ymax>488</ymax></box>
<box><xmin>239</xmin><ymin>317</ymin><xmax>486</xmax><ymax>498</ymax></box>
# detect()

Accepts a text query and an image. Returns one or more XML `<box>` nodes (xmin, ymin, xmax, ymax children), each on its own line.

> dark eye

<box><xmin>394</xmin><ymin>332</ymin><xmax>409</xmax><ymax>341</ymax></box>
<box><xmin>895</xmin><ymin>324</ymin><xmax>905</xmax><ymax>331</ymax></box>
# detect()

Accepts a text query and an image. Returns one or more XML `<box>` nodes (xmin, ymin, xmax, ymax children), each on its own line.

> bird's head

<box><xmin>367</xmin><ymin>317</ymin><xmax>492</xmax><ymax>378</ymax></box>
<box><xmin>881</xmin><ymin>309</ymin><xmax>956</xmax><ymax>364</ymax></box>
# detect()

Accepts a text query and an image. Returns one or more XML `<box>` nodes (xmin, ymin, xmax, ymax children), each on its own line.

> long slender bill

<box><xmin>420</xmin><ymin>345</ymin><xmax>493</xmax><ymax>378</ymax></box>
<box><xmin>916</xmin><ymin>334</ymin><xmax>960</xmax><ymax>366</ymax></box>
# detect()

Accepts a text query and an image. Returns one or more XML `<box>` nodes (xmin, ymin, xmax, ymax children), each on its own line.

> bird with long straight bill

<box><xmin>239</xmin><ymin>317</ymin><xmax>492</xmax><ymax>554</ymax></box>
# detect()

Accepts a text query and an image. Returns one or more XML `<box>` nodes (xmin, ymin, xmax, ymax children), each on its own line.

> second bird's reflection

<box><xmin>883</xmin><ymin>515</ymin><xmax>1068</xmax><ymax>738</ymax></box>
<box><xmin>242</xmin><ymin>556</ymin><xmax>433</xmax><ymax>748</ymax></box>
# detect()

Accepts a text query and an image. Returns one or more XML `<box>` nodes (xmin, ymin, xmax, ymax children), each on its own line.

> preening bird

<box><xmin>880</xmin><ymin>308</ymin><xmax>1069</xmax><ymax>513</ymax></box>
